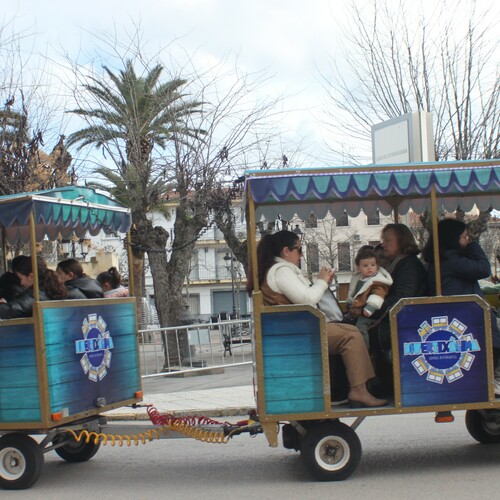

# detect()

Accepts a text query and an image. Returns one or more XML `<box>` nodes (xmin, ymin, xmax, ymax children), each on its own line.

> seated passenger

<box><xmin>56</xmin><ymin>258</ymin><xmax>103</xmax><ymax>299</ymax></box>
<box><xmin>0</xmin><ymin>270</ymin><xmax>24</xmax><ymax>302</ymax></box>
<box><xmin>246</xmin><ymin>230</ymin><xmax>387</xmax><ymax>408</ymax></box>
<box><xmin>346</xmin><ymin>245</ymin><xmax>393</xmax><ymax>347</ymax></box>
<box><xmin>366</xmin><ymin>224</ymin><xmax>427</xmax><ymax>395</ymax></box>
<box><xmin>97</xmin><ymin>267</ymin><xmax>129</xmax><ymax>298</ymax></box>
<box><xmin>422</xmin><ymin>218</ymin><xmax>500</xmax><ymax>395</ymax></box>
<box><xmin>0</xmin><ymin>256</ymin><xmax>66</xmax><ymax>319</ymax></box>
<box><xmin>370</xmin><ymin>224</ymin><xmax>428</xmax><ymax>342</ymax></box>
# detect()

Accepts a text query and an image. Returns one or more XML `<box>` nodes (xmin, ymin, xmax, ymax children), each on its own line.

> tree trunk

<box><xmin>145</xmin><ymin>224</ymin><xmax>189</xmax><ymax>369</ymax></box>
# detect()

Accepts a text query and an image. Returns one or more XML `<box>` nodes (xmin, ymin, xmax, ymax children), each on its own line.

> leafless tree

<box><xmin>319</xmin><ymin>0</ymin><xmax>498</xmax><ymax>243</ymax></box>
<box><xmin>63</xmin><ymin>31</ymin><xmax>282</xmax><ymax>365</ymax></box>
<box><xmin>0</xmin><ymin>18</ymin><xmax>74</xmax><ymax>197</ymax></box>
<box><xmin>320</xmin><ymin>0</ymin><xmax>499</xmax><ymax>165</ymax></box>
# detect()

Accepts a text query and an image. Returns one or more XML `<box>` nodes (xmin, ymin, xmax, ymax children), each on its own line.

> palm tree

<box><xmin>67</xmin><ymin>61</ymin><xmax>203</xmax><ymax>304</ymax></box>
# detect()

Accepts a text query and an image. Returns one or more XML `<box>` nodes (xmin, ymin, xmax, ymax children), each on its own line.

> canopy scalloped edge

<box><xmin>246</xmin><ymin>162</ymin><xmax>500</xmax><ymax>221</ymax></box>
<box><xmin>0</xmin><ymin>186</ymin><xmax>131</xmax><ymax>244</ymax></box>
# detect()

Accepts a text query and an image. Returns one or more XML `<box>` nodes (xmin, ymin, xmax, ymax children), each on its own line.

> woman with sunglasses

<box><xmin>247</xmin><ymin>230</ymin><xmax>387</xmax><ymax>408</ymax></box>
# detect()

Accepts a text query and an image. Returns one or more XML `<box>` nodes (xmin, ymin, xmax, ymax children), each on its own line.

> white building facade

<box><xmin>87</xmin><ymin>198</ymin><xmax>396</xmax><ymax>321</ymax></box>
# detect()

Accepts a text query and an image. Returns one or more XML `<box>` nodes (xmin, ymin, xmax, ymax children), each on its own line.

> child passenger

<box><xmin>346</xmin><ymin>245</ymin><xmax>393</xmax><ymax>347</ymax></box>
<box><xmin>97</xmin><ymin>267</ymin><xmax>129</xmax><ymax>298</ymax></box>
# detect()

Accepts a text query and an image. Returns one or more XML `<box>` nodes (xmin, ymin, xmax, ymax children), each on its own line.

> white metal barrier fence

<box><xmin>137</xmin><ymin>318</ymin><xmax>253</xmax><ymax>378</ymax></box>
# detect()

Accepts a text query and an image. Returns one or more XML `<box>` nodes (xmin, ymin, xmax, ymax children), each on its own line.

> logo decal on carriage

<box><xmin>75</xmin><ymin>313</ymin><xmax>114</xmax><ymax>382</ymax></box>
<box><xmin>403</xmin><ymin>316</ymin><xmax>480</xmax><ymax>384</ymax></box>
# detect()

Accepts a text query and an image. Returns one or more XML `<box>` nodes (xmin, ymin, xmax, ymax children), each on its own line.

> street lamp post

<box><xmin>224</xmin><ymin>252</ymin><xmax>237</xmax><ymax>319</ymax></box>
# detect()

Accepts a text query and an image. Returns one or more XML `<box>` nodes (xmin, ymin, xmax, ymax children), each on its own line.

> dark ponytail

<box><xmin>97</xmin><ymin>266</ymin><xmax>122</xmax><ymax>289</ymax></box>
<box><xmin>246</xmin><ymin>230</ymin><xmax>299</xmax><ymax>294</ymax></box>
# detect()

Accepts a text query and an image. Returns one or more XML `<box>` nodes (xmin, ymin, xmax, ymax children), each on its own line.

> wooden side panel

<box><xmin>261</xmin><ymin>310</ymin><xmax>325</xmax><ymax>414</ymax></box>
<box><xmin>0</xmin><ymin>322</ymin><xmax>41</xmax><ymax>423</ymax></box>
<box><xmin>392</xmin><ymin>296</ymin><xmax>490</xmax><ymax>407</ymax></box>
<box><xmin>42</xmin><ymin>300</ymin><xmax>141</xmax><ymax>417</ymax></box>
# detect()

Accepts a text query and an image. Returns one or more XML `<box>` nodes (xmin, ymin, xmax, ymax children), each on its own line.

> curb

<box><xmin>104</xmin><ymin>406</ymin><xmax>256</xmax><ymax>421</ymax></box>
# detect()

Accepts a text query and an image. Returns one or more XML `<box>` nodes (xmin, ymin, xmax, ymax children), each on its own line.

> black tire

<box><xmin>0</xmin><ymin>433</ymin><xmax>44</xmax><ymax>490</ymax></box>
<box><xmin>53</xmin><ymin>433</ymin><xmax>101</xmax><ymax>462</ymax></box>
<box><xmin>300</xmin><ymin>421</ymin><xmax>361</xmax><ymax>481</ymax></box>
<box><xmin>465</xmin><ymin>409</ymin><xmax>500</xmax><ymax>444</ymax></box>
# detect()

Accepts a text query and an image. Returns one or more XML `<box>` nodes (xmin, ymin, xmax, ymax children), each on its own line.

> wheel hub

<box><xmin>483</xmin><ymin>419</ymin><xmax>500</xmax><ymax>435</ymax></box>
<box><xmin>324</xmin><ymin>444</ymin><xmax>342</xmax><ymax>462</ymax></box>
<box><xmin>318</xmin><ymin>438</ymin><xmax>347</xmax><ymax>468</ymax></box>
<box><xmin>0</xmin><ymin>448</ymin><xmax>26</xmax><ymax>480</ymax></box>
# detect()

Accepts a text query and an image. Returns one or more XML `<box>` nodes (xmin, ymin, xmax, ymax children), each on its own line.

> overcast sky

<box><xmin>3</xmin><ymin>0</ymin><xmax>498</xmax><ymax>178</ymax></box>
<box><xmin>3</xmin><ymin>0</ymin><xmax>359</xmax><ymax>173</ymax></box>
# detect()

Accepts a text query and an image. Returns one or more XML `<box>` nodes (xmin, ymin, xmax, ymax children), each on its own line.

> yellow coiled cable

<box><xmin>63</xmin><ymin>421</ymin><xmax>230</xmax><ymax>447</ymax></box>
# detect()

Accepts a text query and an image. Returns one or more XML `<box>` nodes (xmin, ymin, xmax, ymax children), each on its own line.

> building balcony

<box><xmin>188</xmin><ymin>266</ymin><xmax>245</xmax><ymax>283</ymax></box>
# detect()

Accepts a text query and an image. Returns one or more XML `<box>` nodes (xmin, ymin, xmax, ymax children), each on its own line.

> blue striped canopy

<box><xmin>0</xmin><ymin>186</ymin><xmax>131</xmax><ymax>244</ymax></box>
<box><xmin>245</xmin><ymin>160</ymin><xmax>500</xmax><ymax>220</ymax></box>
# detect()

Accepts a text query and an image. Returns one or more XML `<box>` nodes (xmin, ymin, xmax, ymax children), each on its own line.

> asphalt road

<box><xmin>12</xmin><ymin>411</ymin><xmax>500</xmax><ymax>499</ymax></box>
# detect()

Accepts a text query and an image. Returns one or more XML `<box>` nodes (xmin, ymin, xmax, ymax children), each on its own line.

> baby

<box><xmin>346</xmin><ymin>245</ymin><xmax>393</xmax><ymax>346</ymax></box>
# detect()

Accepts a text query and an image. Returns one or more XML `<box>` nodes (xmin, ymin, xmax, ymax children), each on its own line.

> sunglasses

<box><xmin>291</xmin><ymin>246</ymin><xmax>303</xmax><ymax>255</ymax></box>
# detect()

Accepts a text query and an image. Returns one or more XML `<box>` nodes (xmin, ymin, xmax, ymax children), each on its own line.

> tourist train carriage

<box><xmin>2</xmin><ymin>162</ymin><xmax>499</xmax><ymax>489</ymax></box>
<box><xmin>244</xmin><ymin>159</ymin><xmax>500</xmax><ymax>480</ymax></box>
<box><xmin>0</xmin><ymin>187</ymin><xmax>142</xmax><ymax>488</ymax></box>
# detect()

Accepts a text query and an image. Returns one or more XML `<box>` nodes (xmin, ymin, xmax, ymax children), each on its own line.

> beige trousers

<box><xmin>327</xmin><ymin>322</ymin><xmax>375</xmax><ymax>388</ymax></box>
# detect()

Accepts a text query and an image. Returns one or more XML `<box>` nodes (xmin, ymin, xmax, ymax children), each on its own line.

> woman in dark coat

<box><xmin>56</xmin><ymin>258</ymin><xmax>103</xmax><ymax>299</ymax></box>
<box><xmin>366</xmin><ymin>224</ymin><xmax>428</xmax><ymax>396</ymax></box>
<box><xmin>0</xmin><ymin>256</ymin><xmax>66</xmax><ymax>319</ymax></box>
<box><xmin>371</xmin><ymin>223</ymin><xmax>428</xmax><ymax>341</ymax></box>
<box><xmin>423</xmin><ymin>218</ymin><xmax>500</xmax><ymax>394</ymax></box>
<box><xmin>422</xmin><ymin>218</ymin><xmax>491</xmax><ymax>296</ymax></box>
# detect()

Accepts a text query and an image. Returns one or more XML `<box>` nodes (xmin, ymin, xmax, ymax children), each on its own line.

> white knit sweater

<box><xmin>266</xmin><ymin>257</ymin><xmax>328</xmax><ymax>305</ymax></box>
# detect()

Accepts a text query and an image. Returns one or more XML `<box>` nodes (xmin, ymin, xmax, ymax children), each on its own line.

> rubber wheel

<box><xmin>0</xmin><ymin>433</ymin><xmax>44</xmax><ymax>490</ymax></box>
<box><xmin>300</xmin><ymin>421</ymin><xmax>361</xmax><ymax>481</ymax></box>
<box><xmin>465</xmin><ymin>409</ymin><xmax>500</xmax><ymax>444</ymax></box>
<box><xmin>53</xmin><ymin>433</ymin><xmax>101</xmax><ymax>462</ymax></box>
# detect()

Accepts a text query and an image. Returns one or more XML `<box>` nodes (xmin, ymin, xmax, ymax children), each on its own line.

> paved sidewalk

<box><xmin>104</xmin><ymin>364</ymin><xmax>256</xmax><ymax>420</ymax></box>
<box><xmin>104</xmin><ymin>385</ymin><xmax>255</xmax><ymax>420</ymax></box>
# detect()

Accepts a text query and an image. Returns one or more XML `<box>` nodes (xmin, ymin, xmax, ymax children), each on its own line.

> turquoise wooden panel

<box><xmin>0</xmin><ymin>409</ymin><xmax>41</xmax><ymax>422</ymax></box>
<box><xmin>266</xmin><ymin>398</ymin><xmax>324</xmax><ymax>414</ymax></box>
<box><xmin>262</xmin><ymin>334</ymin><xmax>321</xmax><ymax>356</ymax></box>
<box><xmin>261</xmin><ymin>310</ymin><xmax>325</xmax><ymax>416</ymax></box>
<box><xmin>264</xmin><ymin>375</ymin><xmax>324</xmax><ymax>400</ymax></box>
<box><xmin>0</xmin><ymin>327</ymin><xmax>37</xmax><ymax>347</ymax></box>
<box><xmin>41</xmin><ymin>302</ymin><xmax>141</xmax><ymax>416</ymax></box>
<box><xmin>45</xmin><ymin>342</ymin><xmax>137</xmax><ymax>366</ymax></box>
<box><xmin>43</xmin><ymin>307</ymin><xmax>136</xmax><ymax>346</ymax></box>
<box><xmin>49</xmin><ymin>367</ymin><xmax>140</xmax><ymax>405</ymax></box>
<box><xmin>0</xmin><ymin>346</ymin><xmax>42</xmax><ymax>367</ymax></box>
<box><xmin>262</xmin><ymin>353</ymin><xmax>323</xmax><ymax>377</ymax></box>
<box><xmin>45</xmin><ymin>349</ymin><xmax>137</xmax><ymax>384</ymax></box>
<box><xmin>0</xmin><ymin>387</ymin><xmax>42</xmax><ymax>410</ymax></box>
<box><xmin>0</xmin><ymin>323</ymin><xmax>41</xmax><ymax>423</ymax></box>
<box><xmin>261</xmin><ymin>311</ymin><xmax>320</xmax><ymax>335</ymax></box>
<box><xmin>0</xmin><ymin>365</ymin><xmax>44</xmax><ymax>388</ymax></box>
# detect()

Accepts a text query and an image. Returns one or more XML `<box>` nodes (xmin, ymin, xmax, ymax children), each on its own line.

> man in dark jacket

<box><xmin>0</xmin><ymin>288</ymin><xmax>49</xmax><ymax>319</ymax></box>
<box><xmin>56</xmin><ymin>258</ymin><xmax>103</xmax><ymax>299</ymax></box>
<box><xmin>0</xmin><ymin>271</ymin><xmax>24</xmax><ymax>302</ymax></box>
<box><xmin>64</xmin><ymin>276</ymin><xmax>104</xmax><ymax>299</ymax></box>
